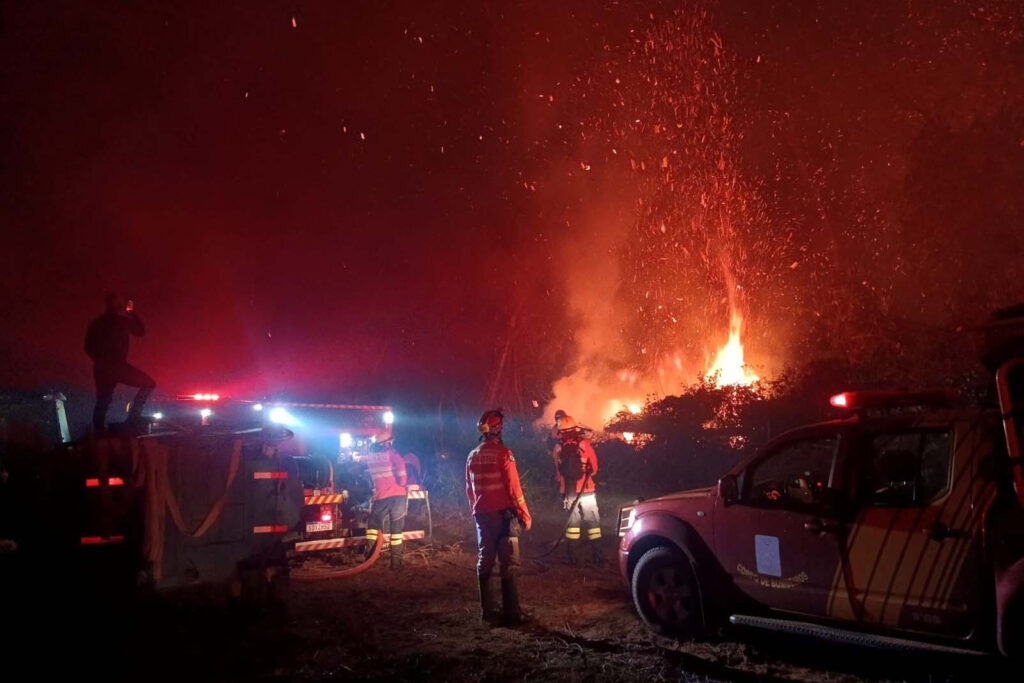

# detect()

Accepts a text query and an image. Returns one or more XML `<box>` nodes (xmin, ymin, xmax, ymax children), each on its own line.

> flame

<box><xmin>705</xmin><ymin>311</ymin><xmax>759</xmax><ymax>388</ymax></box>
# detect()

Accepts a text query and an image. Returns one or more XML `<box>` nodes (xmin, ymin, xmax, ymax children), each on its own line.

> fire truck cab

<box><xmin>618</xmin><ymin>310</ymin><xmax>1024</xmax><ymax>656</ymax></box>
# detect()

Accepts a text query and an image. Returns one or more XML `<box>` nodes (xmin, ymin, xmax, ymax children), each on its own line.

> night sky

<box><xmin>3</xmin><ymin>2</ymin><xmax>1023</xmax><ymax>422</ymax></box>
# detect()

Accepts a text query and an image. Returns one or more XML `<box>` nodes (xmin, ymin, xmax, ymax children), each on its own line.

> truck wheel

<box><xmin>632</xmin><ymin>545</ymin><xmax>704</xmax><ymax>639</ymax></box>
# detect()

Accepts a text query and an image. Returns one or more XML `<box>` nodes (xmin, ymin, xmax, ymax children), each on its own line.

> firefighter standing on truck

<box><xmin>554</xmin><ymin>414</ymin><xmax>602</xmax><ymax>566</ymax></box>
<box><xmin>362</xmin><ymin>437</ymin><xmax>407</xmax><ymax>570</ymax></box>
<box><xmin>84</xmin><ymin>292</ymin><xmax>156</xmax><ymax>432</ymax></box>
<box><xmin>466</xmin><ymin>409</ymin><xmax>532</xmax><ymax>625</ymax></box>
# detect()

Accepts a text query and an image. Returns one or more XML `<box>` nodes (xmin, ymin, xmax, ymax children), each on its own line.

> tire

<box><xmin>631</xmin><ymin>545</ymin><xmax>705</xmax><ymax>639</ymax></box>
<box><xmin>997</xmin><ymin>557</ymin><xmax>1024</xmax><ymax>657</ymax></box>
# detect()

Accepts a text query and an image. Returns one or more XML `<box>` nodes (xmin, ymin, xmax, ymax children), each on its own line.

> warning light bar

<box><xmin>192</xmin><ymin>393</ymin><xmax>220</xmax><ymax>401</ymax></box>
<box><xmin>829</xmin><ymin>389</ymin><xmax>960</xmax><ymax>411</ymax></box>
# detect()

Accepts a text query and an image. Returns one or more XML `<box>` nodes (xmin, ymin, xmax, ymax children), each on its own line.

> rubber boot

<box><xmin>364</xmin><ymin>530</ymin><xmax>380</xmax><ymax>562</ymax></box>
<box><xmin>500</xmin><ymin>574</ymin><xmax>530</xmax><ymax>625</ymax></box>
<box><xmin>390</xmin><ymin>543</ymin><xmax>404</xmax><ymax>571</ymax></box>
<box><xmin>566</xmin><ymin>539</ymin><xmax>580</xmax><ymax>566</ymax></box>
<box><xmin>478</xmin><ymin>574</ymin><xmax>501</xmax><ymax>624</ymax></box>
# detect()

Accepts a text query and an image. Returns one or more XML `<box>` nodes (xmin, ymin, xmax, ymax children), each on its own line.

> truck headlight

<box><xmin>618</xmin><ymin>505</ymin><xmax>637</xmax><ymax>537</ymax></box>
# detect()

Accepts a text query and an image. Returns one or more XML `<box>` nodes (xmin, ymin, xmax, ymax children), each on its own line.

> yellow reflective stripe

<box><xmin>566</xmin><ymin>527</ymin><xmax>580</xmax><ymax>532</ymax></box>
<box><xmin>366</xmin><ymin>529</ymin><xmax>379</xmax><ymax>539</ymax></box>
<box><xmin>390</xmin><ymin>538</ymin><xmax>404</xmax><ymax>545</ymax></box>
<box><xmin>587</xmin><ymin>528</ymin><xmax>602</xmax><ymax>538</ymax></box>
<box><xmin>515</xmin><ymin>496</ymin><xmax>526</xmax><ymax>504</ymax></box>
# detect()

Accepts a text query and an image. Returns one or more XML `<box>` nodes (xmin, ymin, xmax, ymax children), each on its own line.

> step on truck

<box><xmin>617</xmin><ymin>304</ymin><xmax>1024</xmax><ymax>656</ymax></box>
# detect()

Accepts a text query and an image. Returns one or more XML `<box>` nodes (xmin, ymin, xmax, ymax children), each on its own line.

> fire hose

<box><xmin>290</xmin><ymin>533</ymin><xmax>383</xmax><ymax>582</ymax></box>
<box><xmin>526</xmin><ymin>468</ymin><xmax>592</xmax><ymax>561</ymax></box>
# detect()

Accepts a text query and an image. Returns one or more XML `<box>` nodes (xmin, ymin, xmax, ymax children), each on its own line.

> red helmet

<box><xmin>477</xmin><ymin>409</ymin><xmax>504</xmax><ymax>436</ymax></box>
<box><xmin>557</xmin><ymin>414</ymin><xmax>579</xmax><ymax>433</ymax></box>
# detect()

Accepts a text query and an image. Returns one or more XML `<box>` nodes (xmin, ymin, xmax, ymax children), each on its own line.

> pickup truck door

<box><xmin>713</xmin><ymin>428</ymin><xmax>850</xmax><ymax>619</ymax></box>
<box><xmin>836</xmin><ymin>419</ymin><xmax>987</xmax><ymax>637</ymax></box>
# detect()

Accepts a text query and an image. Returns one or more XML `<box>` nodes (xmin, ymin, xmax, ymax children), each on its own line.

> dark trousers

<box><xmin>475</xmin><ymin>509</ymin><xmax>521</xmax><ymax>579</ymax></box>
<box><xmin>367</xmin><ymin>495</ymin><xmax>407</xmax><ymax>558</ymax></box>
<box><xmin>93</xmin><ymin>362</ymin><xmax>156</xmax><ymax>430</ymax></box>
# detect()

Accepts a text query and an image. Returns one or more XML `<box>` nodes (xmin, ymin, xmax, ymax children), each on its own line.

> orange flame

<box><xmin>705</xmin><ymin>311</ymin><xmax>759</xmax><ymax>388</ymax></box>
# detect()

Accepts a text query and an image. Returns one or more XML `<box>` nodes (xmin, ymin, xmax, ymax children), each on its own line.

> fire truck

<box><xmin>617</xmin><ymin>304</ymin><xmax>1024</xmax><ymax>656</ymax></box>
<box><xmin>0</xmin><ymin>392</ymin><xmax>428</xmax><ymax>594</ymax></box>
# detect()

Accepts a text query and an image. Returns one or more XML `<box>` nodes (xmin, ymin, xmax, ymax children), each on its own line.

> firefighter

<box><xmin>554</xmin><ymin>415</ymin><xmax>602</xmax><ymax>566</ymax></box>
<box><xmin>84</xmin><ymin>292</ymin><xmax>156</xmax><ymax>432</ymax></box>
<box><xmin>362</xmin><ymin>436</ymin><xmax>408</xmax><ymax>570</ymax></box>
<box><xmin>466</xmin><ymin>409</ymin><xmax>532</xmax><ymax>625</ymax></box>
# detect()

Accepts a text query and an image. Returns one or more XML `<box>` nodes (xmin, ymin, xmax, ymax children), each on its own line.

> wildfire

<box><xmin>705</xmin><ymin>311</ymin><xmax>759</xmax><ymax>388</ymax></box>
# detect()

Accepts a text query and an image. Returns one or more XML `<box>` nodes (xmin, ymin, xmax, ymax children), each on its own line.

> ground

<box><xmin>6</xmin><ymin>498</ymin><xmax>1021</xmax><ymax>682</ymax></box>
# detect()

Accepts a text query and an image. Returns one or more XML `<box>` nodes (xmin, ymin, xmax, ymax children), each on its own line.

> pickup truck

<box><xmin>618</xmin><ymin>310</ymin><xmax>1024</xmax><ymax>656</ymax></box>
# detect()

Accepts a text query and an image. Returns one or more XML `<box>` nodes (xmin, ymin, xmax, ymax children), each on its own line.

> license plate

<box><xmin>305</xmin><ymin>521</ymin><xmax>332</xmax><ymax>533</ymax></box>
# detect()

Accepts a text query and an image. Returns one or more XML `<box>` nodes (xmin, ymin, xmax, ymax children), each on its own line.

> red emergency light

<box><xmin>829</xmin><ymin>389</ymin><xmax>960</xmax><ymax>411</ymax></box>
<box><xmin>191</xmin><ymin>393</ymin><xmax>220</xmax><ymax>401</ymax></box>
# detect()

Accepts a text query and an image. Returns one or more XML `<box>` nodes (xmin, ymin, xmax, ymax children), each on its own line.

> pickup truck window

<box><xmin>858</xmin><ymin>430</ymin><xmax>952</xmax><ymax>506</ymax></box>
<box><xmin>742</xmin><ymin>435</ymin><xmax>839</xmax><ymax>510</ymax></box>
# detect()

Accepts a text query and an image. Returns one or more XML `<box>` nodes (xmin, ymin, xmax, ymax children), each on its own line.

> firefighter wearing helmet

<box><xmin>466</xmin><ymin>409</ymin><xmax>533</xmax><ymax>625</ymax></box>
<box><xmin>363</xmin><ymin>436</ymin><xmax>408</xmax><ymax>570</ymax></box>
<box><xmin>553</xmin><ymin>413</ymin><xmax>602</xmax><ymax>566</ymax></box>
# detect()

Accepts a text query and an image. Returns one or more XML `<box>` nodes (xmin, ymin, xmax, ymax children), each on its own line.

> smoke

<box><xmin>541</xmin><ymin>3</ymin><xmax>774</xmax><ymax>430</ymax></box>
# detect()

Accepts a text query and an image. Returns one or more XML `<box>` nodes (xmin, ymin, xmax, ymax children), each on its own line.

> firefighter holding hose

<box><xmin>553</xmin><ymin>414</ymin><xmax>603</xmax><ymax>566</ymax></box>
<box><xmin>466</xmin><ymin>409</ymin><xmax>532</xmax><ymax>625</ymax></box>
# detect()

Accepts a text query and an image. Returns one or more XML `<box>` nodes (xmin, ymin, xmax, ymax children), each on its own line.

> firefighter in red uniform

<box><xmin>554</xmin><ymin>415</ymin><xmax>603</xmax><ymax>566</ymax></box>
<box><xmin>466</xmin><ymin>409</ymin><xmax>532</xmax><ymax>625</ymax></box>
<box><xmin>362</xmin><ymin>437</ymin><xmax>408</xmax><ymax>570</ymax></box>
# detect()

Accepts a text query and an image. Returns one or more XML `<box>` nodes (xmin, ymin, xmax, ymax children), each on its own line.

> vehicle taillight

<box><xmin>320</xmin><ymin>506</ymin><xmax>333</xmax><ymax>523</ymax></box>
<box><xmin>830</xmin><ymin>392</ymin><xmax>850</xmax><ymax>408</ymax></box>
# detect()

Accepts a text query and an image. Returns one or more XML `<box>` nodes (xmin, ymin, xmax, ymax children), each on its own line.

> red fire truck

<box><xmin>0</xmin><ymin>393</ymin><xmax>428</xmax><ymax>594</ymax></box>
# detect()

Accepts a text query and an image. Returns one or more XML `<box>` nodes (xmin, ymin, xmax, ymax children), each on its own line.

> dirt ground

<box><xmin>7</xmin><ymin>498</ymin><xmax>1021</xmax><ymax>682</ymax></box>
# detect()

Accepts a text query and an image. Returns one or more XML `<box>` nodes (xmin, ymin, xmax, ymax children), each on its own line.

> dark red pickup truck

<box><xmin>618</xmin><ymin>318</ymin><xmax>1024</xmax><ymax>656</ymax></box>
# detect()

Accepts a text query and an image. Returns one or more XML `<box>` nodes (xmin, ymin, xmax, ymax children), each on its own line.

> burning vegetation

<box><xmin>537</xmin><ymin>1</ymin><xmax>1024</xmax><ymax>431</ymax></box>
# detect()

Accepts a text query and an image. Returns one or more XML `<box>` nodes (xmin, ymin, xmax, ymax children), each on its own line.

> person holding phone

<box><xmin>84</xmin><ymin>292</ymin><xmax>156</xmax><ymax>431</ymax></box>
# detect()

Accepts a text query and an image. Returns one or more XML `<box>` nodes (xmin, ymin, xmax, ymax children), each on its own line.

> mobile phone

<box><xmin>126</xmin><ymin>299</ymin><xmax>135</xmax><ymax>312</ymax></box>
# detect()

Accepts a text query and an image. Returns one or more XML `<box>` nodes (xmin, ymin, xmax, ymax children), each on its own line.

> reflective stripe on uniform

<box><xmin>587</xmin><ymin>527</ymin><xmax>602</xmax><ymax>539</ymax></box>
<box><xmin>565</xmin><ymin>527</ymin><xmax>581</xmax><ymax>540</ymax></box>
<box><xmin>390</xmin><ymin>535</ymin><xmax>404</xmax><ymax>545</ymax></box>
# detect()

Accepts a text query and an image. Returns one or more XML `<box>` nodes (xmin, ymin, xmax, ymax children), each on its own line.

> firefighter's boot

<box><xmin>478</xmin><ymin>574</ymin><xmax>501</xmax><ymax>624</ymax></box>
<box><xmin>590</xmin><ymin>540</ymin><xmax>605</xmax><ymax>567</ymax></box>
<box><xmin>501</xmin><ymin>575</ymin><xmax>531</xmax><ymax>625</ymax></box>
<box><xmin>390</xmin><ymin>533</ymin><xmax>404</xmax><ymax>571</ymax></box>
<box><xmin>565</xmin><ymin>538</ymin><xmax>581</xmax><ymax>566</ymax></box>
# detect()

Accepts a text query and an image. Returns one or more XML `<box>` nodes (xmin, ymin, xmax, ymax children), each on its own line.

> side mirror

<box><xmin>718</xmin><ymin>474</ymin><xmax>739</xmax><ymax>505</ymax></box>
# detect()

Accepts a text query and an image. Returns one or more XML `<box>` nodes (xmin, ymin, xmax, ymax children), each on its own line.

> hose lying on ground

<box><xmin>290</xmin><ymin>534</ymin><xmax>383</xmax><ymax>582</ymax></box>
